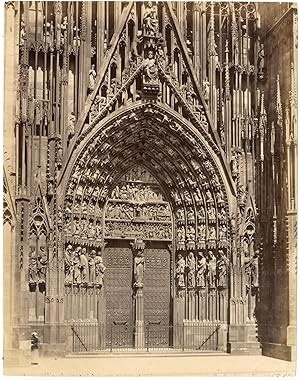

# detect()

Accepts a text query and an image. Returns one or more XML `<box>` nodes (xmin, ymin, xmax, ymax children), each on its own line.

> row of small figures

<box><xmin>177</xmin><ymin>224</ymin><xmax>227</xmax><ymax>243</ymax></box>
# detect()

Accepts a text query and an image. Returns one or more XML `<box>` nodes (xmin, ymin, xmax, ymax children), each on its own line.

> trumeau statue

<box><xmin>133</xmin><ymin>250</ymin><xmax>145</xmax><ymax>288</ymax></box>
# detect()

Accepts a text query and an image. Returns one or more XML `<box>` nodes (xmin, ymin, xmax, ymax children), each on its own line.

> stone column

<box><xmin>131</xmin><ymin>239</ymin><xmax>146</xmax><ymax>349</ymax></box>
<box><xmin>134</xmin><ymin>288</ymin><xmax>144</xmax><ymax>349</ymax></box>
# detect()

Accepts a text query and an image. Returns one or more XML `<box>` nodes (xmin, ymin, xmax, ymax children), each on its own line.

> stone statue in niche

<box><xmin>73</xmin><ymin>247</ymin><xmax>82</xmax><ymax>284</ymax></box>
<box><xmin>29</xmin><ymin>256</ymin><xmax>38</xmax><ymax>285</ymax></box>
<box><xmin>208</xmin><ymin>226</ymin><xmax>216</xmax><ymax>240</ymax></box>
<box><xmin>67</xmin><ymin>112</ymin><xmax>76</xmax><ymax>144</ymax></box>
<box><xmin>218</xmin><ymin>207</ymin><xmax>227</xmax><ymax>220</ymax></box>
<box><xmin>88</xmin><ymin>64</ymin><xmax>97</xmax><ymax>92</ymax></box>
<box><xmin>186</xmin><ymin>225</ymin><xmax>195</xmax><ymax>240</ymax></box>
<box><xmin>94</xmin><ymin>252</ymin><xmax>105</xmax><ymax>286</ymax></box>
<box><xmin>187</xmin><ymin>252</ymin><xmax>196</xmax><ymax>289</ymax></box>
<box><xmin>198</xmin><ymin>206</ymin><xmax>205</xmax><ymax>219</ymax></box>
<box><xmin>207</xmin><ymin>251</ymin><xmax>217</xmax><ymax>288</ymax></box>
<box><xmin>203</xmin><ymin>77</ymin><xmax>210</xmax><ymax>101</ymax></box>
<box><xmin>231</xmin><ymin>149</ymin><xmax>239</xmax><ymax>178</ymax></box>
<box><xmin>88</xmin><ymin>250</ymin><xmax>96</xmax><ymax>284</ymax></box>
<box><xmin>207</xmin><ymin>205</ymin><xmax>216</xmax><ymax>219</ymax></box>
<box><xmin>176</xmin><ymin>226</ymin><xmax>185</xmax><ymax>250</ymax></box>
<box><xmin>133</xmin><ymin>251</ymin><xmax>145</xmax><ymax>288</ymax></box>
<box><xmin>47</xmin><ymin>176</ymin><xmax>54</xmax><ymax>197</ymax></box>
<box><xmin>80</xmin><ymin>247</ymin><xmax>89</xmax><ymax>284</ymax></box>
<box><xmin>257</xmin><ymin>38</ymin><xmax>265</xmax><ymax>80</ymax></box>
<box><xmin>217</xmin><ymin>250</ymin><xmax>229</xmax><ymax>288</ymax></box>
<box><xmin>176</xmin><ymin>208</ymin><xmax>184</xmax><ymax>220</ymax></box>
<box><xmin>64</xmin><ymin>244</ymin><xmax>74</xmax><ymax>285</ymax></box>
<box><xmin>143</xmin><ymin>50</ymin><xmax>159</xmax><ymax>85</ymax></box>
<box><xmin>245</xmin><ymin>249</ymin><xmax>259</xmax><ymax>290</ymax></box>
<box><xmin>37</xmin><ymin>246</ymin><xmax>48</xmax><ymax>284</ymax></box>
<box><xmin>143</xmin><ymin>1</ymin><xmax>158</xmax><ymax>36</ymax></box>
<box><xmin>187</xmin><ymin>208</ymin><xmax>195</xmax><ymax>222</ymax></box>
<box><xmin>198</xmin><ymin>224</ymin><xmax>206</xmax><ymax>240</ymax></box>
<box><xmin>88</xmin><ymin>220</ymin><xmax>96</xmax><ymax>238</ymax></box>
<box><xmin>206</xmin><ymin>189</ymin><xmax>213</xmax><ymax>203</ymax></box>
<box><xmin>176</xmin><ymin>253</ymin><xmax>186</xmax><ymax>289</ymax></box>
<box><xmin>20</xmin><ymin>15</ymin><xmax>26</xmax><ymax>46</ymax></box>
<box><xmin>196</xmin><ymin>251</ymin><xmax>207</xmax><ymax>288</ymax></box>
<box><xmin>219</xmin><ymin>225</ymin><xmax>227</xmax><ymax>240</ymax></box>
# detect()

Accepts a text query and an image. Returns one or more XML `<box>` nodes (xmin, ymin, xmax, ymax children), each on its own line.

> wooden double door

<box><xmin>103</xmin><ymin>241</ymin><xmax>171</xmax><ymax>348</ymax></box>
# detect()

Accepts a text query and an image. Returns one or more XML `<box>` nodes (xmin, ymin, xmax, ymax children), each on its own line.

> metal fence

<box><xmin>71</xmin><ymin>322</ymin><xmax>221</xmax><ymax>352</ymax></box>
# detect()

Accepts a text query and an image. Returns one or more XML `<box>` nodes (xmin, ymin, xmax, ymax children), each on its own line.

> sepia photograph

<box><xmin>2</xmin><ymin>0</ymin><xmax>297</xmax><ymax>377</ymax></box>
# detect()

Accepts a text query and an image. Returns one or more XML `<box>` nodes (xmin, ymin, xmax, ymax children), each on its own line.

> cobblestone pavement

<box><xmin>4</xmin><ymin>353</ymin><xmax>296</xmax><ymax>377</ymax></box>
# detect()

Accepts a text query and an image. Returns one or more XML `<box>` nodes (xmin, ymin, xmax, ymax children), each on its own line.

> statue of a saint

<box><xmin>88</xmin><ymin>250</ymin><xmax>96</xmax><ymax>284</ymax></box>
<box><xmin>88</xmin><ymin>64</ymin><xmax>97</xmax><ymax>92</ymax></box>
<box><xmin>208</xmin><ymin>251</ymin><xmax>217</xmax><ymax>288</ymax></box>
<box><xmin>217</xmin><ymin>250</ymin><xmax>229</xmax><ymax>288</ymax></box>
<box><xmin>203</xmin><ymin>78</ymin><xmax>210</xmax><ymax>101</ymax></box>
<box><xmin>64</xmin><ymin>244</ymin><xmax>74</xmax><ymax>285</ymax></box>
<box><xmin>134</xmin><ymin>251</ymin><xmax>145</xmax><ymax>288</ymax></box>
<box><xmin>95</xmin><ymin>252</ymin><xmax>106</xmax><ymax>287</ymax></box>
<box><xmin>73</xmin><ymin>247</ymin><xmax>82</xmax><ymax>284</ymax></box>
<box><xmin>29</xmin><ymin>256</ymin><xmax>38</xmax><ymax>285</ymax></box>
<box><xmin>37</xmin><ymin>246</ymin><xmax>48</xmax><ymax>284</ymax></box>
<box><xmin>176</xmin><ymin>253</ymin><xmax>186</xmax><ymax>289</ymax></box>
<box><xmin>187</xmin><ymin>252</ymin><xmax>196</xmax><ymax>289</ymax></box>
<box><xmin>143</xmin><ymin>1</ymin><xmax>158</xmax><ymax>36</ymax></box>
<box><xmin>143</xmin><ymin>50</ymin><xmax>158</xmax><ymax>85</ymax></box>
<box><xmin>257</xmin><ymin>42</ymin><xmax>265</xmax><ymax>79</ymax></box>
<box><xmin>196</xmin><ymin>251</ymin><xmax>207</xmax><ymax>288</ymax></box>
<box><xmin>67</xmin><ymin>112</ymin><xmax>76</xmax><ymax>144</ymax></box>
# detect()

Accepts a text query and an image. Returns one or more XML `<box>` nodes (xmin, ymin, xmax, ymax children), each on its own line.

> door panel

<box><xmin>104</xmin><ymin>245</ymin><xmax>133</xmax><ymax>347</ymax></box>
<box><xmin>144</xmin><ymin>244</ymin><xmax>170</xmax><ymax>346</ymax></box>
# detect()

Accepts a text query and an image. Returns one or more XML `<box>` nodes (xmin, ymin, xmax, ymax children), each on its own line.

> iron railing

<box><xmin>71</xmin><ymin>321</ymin><xmax>221</xmax><ymax>352</ymax></box>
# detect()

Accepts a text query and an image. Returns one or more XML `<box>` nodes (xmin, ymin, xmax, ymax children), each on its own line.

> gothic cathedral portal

<box><xmin>3</xmin><ymin>1</ymin><xmax>296</xmax><ymax>361</ymax></box>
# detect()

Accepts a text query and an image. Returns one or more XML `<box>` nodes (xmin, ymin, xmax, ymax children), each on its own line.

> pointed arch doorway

<box><xmin>103</xmin><ymin>165</ymin><xmax>173</xmax><ymax>348</ymax></box>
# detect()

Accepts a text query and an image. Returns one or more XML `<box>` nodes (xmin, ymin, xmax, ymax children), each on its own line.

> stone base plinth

<box><xmin>39</xmin><ymin>343</ymin><xmax>67</xmax><ymax>357</ymax></box>
<box><xmin>262</xmin><ymin>342</ymin><xmax>296</xmax><ymax>362</ymax></box>
<box><xmin>227</xmin><ymin>341</ymin><xmax>262</xmax><ymax>355</ymax></box>
<box><xmin>227</xmin><ymin>323</ymin><xmax>261</xmax><ymax>355</ymax></box>
<box><xmin>3</xmin><ymin>348</ymin><xmax>31</xmax><ymax>369</ymax></box>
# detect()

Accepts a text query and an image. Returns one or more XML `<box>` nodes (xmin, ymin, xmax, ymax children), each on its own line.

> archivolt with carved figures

<box><xmin>60</xmin><ymin>102</ymin><xmax>232</xmax><ymax>333</ymax></box>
